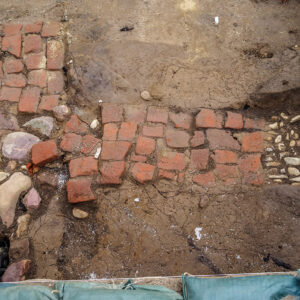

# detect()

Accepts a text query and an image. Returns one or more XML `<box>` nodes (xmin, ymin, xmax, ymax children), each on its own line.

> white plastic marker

<box><xmin>94</xmin><ymin>147</ymin><xmax>101</xmax><ymax>159</ymax></box>
<box><xmin>98</xmin><ymin>99</ymin><xmax>103</xmax><ymax>103</ymax></box>
<box><xmin>214</xmin><ymin>16</ymin><xmax>219</xmax><ymax>25</ymax></box>
<box><xmin>134</xmin><ymin>198</ymin><xmax>140</xmax><ymax>203</ymax></box>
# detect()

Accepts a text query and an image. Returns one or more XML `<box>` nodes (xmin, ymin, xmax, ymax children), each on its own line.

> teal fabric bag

<box><xmin>182</xmin><ymin>270</ymin><xmax>300</xmax><ymax>300</ymax></box>
<box><xmin>56</xmin><ymin>280</ymin><xmax>183</xmax><ymax>300</ymax></box>
<box><xmin>0</xmin><ymin>283</ymin><xmax>59</xmax><ymax>300</ymax></box>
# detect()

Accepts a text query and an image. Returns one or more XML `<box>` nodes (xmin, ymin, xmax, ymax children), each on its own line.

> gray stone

<box><xmin>23</xmin><ymin>116</ymin><xmax>54</xmax><ymax>137</ymax></box>
<box><xmin>9</xmin><ymin>238</ymin><xmax>30</xmax><ymax>261</ymax></box>
<box><xmin>0</xmin><ymin>112</ymin><xmax>19</xmax><ymax>131</ymax></box>
<box><xmin>2</xmin><ymin>132</ymin><xmax>40</xmax><ymax>161</ymax></box>
<box><xmin>73</xmin><ymin>208</ymin><xmax>89</xmax><ymax>219</ymax></box>
<box><xmin>0</xmin><ymin>172</ymin><xmax>31</xmax><ymax>227</ymax></box>
<box><xmin>1</xmin><ymin>260</ymin><xmax>31</xmax><ymax>282</ymax></box>
<box><xmin>53</xmin><ymin>105</ymin><xmax>71</xmax><ymax>121</ymax></box>
<box><xmin>284</xmin><ymin>157</ymin><xmax>300</xmax><ymax>166</ymax></box>
<box><xmin>16</xmin><ymin>214</ymin><xmax>31</xmax><ymax>238</ymax></box>
<box><xmin>290</xmin><ymin>176</ymin><xmax>300</xmax><ymax>182</ymax></box>
<box><xmin>0</xmin><ymin>172</ymin><xmax>9</xmax><ymax>183</ymax></box>
<box><xmin>288</xmin><ymin>167</ymin><xmax>300</xmax><ymax>176</ymax></box>
<box><xmin>268</xmin><ymin>175</ymin><xmax>288</xmax><ymax>179</ymax></box>
<box><xmin>141</xmin><ymin>90</ymin><xmax>151</xmax><ymax>101</ymax></box>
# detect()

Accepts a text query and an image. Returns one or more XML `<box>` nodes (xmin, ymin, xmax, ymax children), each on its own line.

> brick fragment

<box><xmin>169</xmin><ymin>112</ymin><xmax>192</xmax><ymax>129</ymax></box>
<box><xmin>48</xmin><ymin>71</ymin><xmax>64</xmax><ymax>94</ymax></box>
<box><xmin>215</xmin><ymin>164</ymin><xmax>239</xmax><ymax>184</ymax></box>
<box><xmin>39</xmin><ymin>95</ymin><xmax>59</xmax><ymax>111</ymax></box>
<box><xmin>131</xmin><ymin>154</ymin><xmax>147</xmax><ymax>162</ymax></box>
<box><xmin>206</xmin><ymin>129</ymin><xmax>240</xmax><ymax>150</ymax></box>
<box><xmin>81</xmin><ymin>135</ymin><xmax>99</xmax><ymax>154</ymax></box>
<box><xmin>31</xmin><ymin>140</ymin><xmax>59</xmax><ymax>166</ymax></box>
<box><xmin>100</xmin><ymin>161</ymin><xmax>125</xmax><ymax>184</ymax></box>
<box><xmin>193</xmin><ymin>172</ymin><xmax>215</xmax><ymax>187</ymax></box>
<box><xmin>147</xmin><ymin>107</ymin><xmax>168</xmax><ymax>124</ymax></box>
<box><xmin>244</xmin><ymin>118</ymin><xmax>265</xmax><ymax>130</ymax></box>
<box><xmin>64</xmin><ymin>115</ymin><xmax>88</xmax><ymax>134</ymax></box>
<box><xmin>238</xmin><ymin>154</ymin><xmax>263</xmax><ymax>185</ymax></box>
<box><xmin>4</xmin><ymin>24</ymin><xmax>22</xmax><ymax>36</ymax></box>
<box><xmin>242</xmin><ymin>132</ymin><xmax>264</xmax><ymax>152</ymax></box>
<box><xmin>47</xmin><ymin>40</ymin><xmax>64</xmax><ymax>70</ymax></box>
<box><xmin>101</xmin><ymin>104</ymin><xmax>123</xmax><ymax>123</ymax></box>
<box><xmin>24</xmin><ymin>53</ymin><xmax>46</xmax><ymax>70</ymax></box>
<box><xmin>69</xmin><ymin>157</ymin><xmax>98</xmax><ymax>177</ymax></box>
<box><xmin>178</xmin><ymin>172</ymin><xmax>184</xmax><ymax>183</ymax></box>
<box><xmin>2</xmin><ymin>34</ymin><xmax>22</xmax><ymax>57</ymax></box>
<box><xmin>67</xmin><ymin>178</ymin><xmax>95</xmax><ymax>203</ymax></box>
<box><xmin>0</xmin><ymin>87</ymin><xmax>22</xmax><ymax>102</ymax></box>
<box><xmin>24</xmin><ymin>22</ymin><xmax>43</xmax><ymax>34</ymax></box>
<box><xmin>4</xmin><ymin>74</ymin><xmax>26</xmax><ymax>87</ymax></box>
<box><xmin>101</xmin><ymin>141</ymin><xmax>131</xmax><ymax>160</ymax></box>
<box><xmin>191</xmin><ymin>149</ymin><xmax>210</xmax><ymax>170</ymax></box>
<box><xmin>142</xmin><ymin>125</ymin><xmax>164</xmax><ymax>137</ymax></box>
<box><xmin>28</xmin><ymin>70</ymin><xmax>47</xmax><ymax>88</ymax></box>
<box><xmin>118</xmin><ymin>122</ymin><xmax>137</xmax><ymax>141</ymax></box>
<box><xmin>136</xmin><ymin>136</ymin><xmax>155</xmax><ymax>155</ymax></box>
<box><xmin>158</xmin><ymin>152</ymin><xmax>187</xmax><ymax>171</ymax></box>
<box><xmin>131</xmin><ymin>163</ymin><xmax>155</xmax><ymax>183</ymax></box>
<box><xmin>3</xmin><ymin>58</ymin><xmax>24</xmax><ymax>73</ymax></box>
<box><xmin>0</xmin><ymin>62</ymin><xmax>3</xmax><ymax>78</ymax></box>
<box><xmin>24</xmin><ymin>35</ymin><xmax>42</xmax><ymax>54</ymax></box>
<box><xmin>60</xmin><ymin>133</ymin><xmax>82</xmax><ymax>152</ymax></box>
<box><xmin>103</xmin><ymin>123</ymin><xmax>118</xmax><ymax>140</ymax></box>
<box><xmin>41</xmin><ymin>22</ymin><xmax>61</xmax><ymax>37</ymax></box>
<box><xmin>225</xmin><ymin>111</ymin><xmax>243</xmax><ymax>129</ymax></box>
<box><xmin>165</xmin><ymin>128</ymin><xmax>190</xmax><ymax>148</ymax></box>
<box><xmin>195</xmin><ymin>109</ymin><xmax>223</xmax><ymax>128</ymax></box>
<box><xmin>125</xmin><ymin>106</ymin><xmax>145</xmax><ymax>122</ymax></box>
<box><xmin>158</xmin><ymin>170</ymin><xmax>175</xmax><ymax>180</ymax></box>
<box><xmin>18</xmin><ymin>87</ymin><xmax>40</xmax><ymax>113</ymax></box>
<box><xmin>190</xmin><ymin>131</ymin><xmax>205</xmax><ymax>147</ymax></box>
<box><xmin>213</xmin><ymin>150</ymin><xmax>238</xmax><ymax>164</ymax></box>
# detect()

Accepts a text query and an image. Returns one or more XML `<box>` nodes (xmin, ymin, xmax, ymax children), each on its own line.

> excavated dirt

<box><xmin>0</xmin><ymin>0</ymin><xmax>300</xmax><ymax>281</ymax></box>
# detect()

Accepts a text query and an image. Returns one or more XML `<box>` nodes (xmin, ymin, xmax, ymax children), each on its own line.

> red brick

<box><xmin>31</xmin><ymin>140</ymin><xmax>59</xmax><ymax>166</ymax></box>
<box><xmin>213</xmin><ymin>150</ymin><xmax>238</xmax><ymax>164</ymax></box>
<box><xmin>24</xmin><ymin>22</ymin><xmax>43</xmax><ymax>34</ymax></box>
<box><xmin>2</xmin><ymin>34</ymin><xmax>22</xmax><ymax>57</ymax></box>
<box><xmin>18</xmin><ymin>87</ymin><xmax>40</xmax><ymax>113</ymax></box>
<box><xmin>4</xmin><ymin>24</ymin><xmax>22</xmax><ymax>36</ymax></box>
<box><xmin>190</xmin><ymin>131</ymin><xmax>205</xmax><ymax>147</ymax></box>
<box><xmin>101</xmin><ymin>104</ymin><xmax>123</xmax><ymax>123</ymax></box>
<box><xmin>67</xmin><ymin>178</ymin><xmax>95</xmax><ymax>203</ymax></box>
<box><xmin>60</xmin><ymin>133</ymin><xmax>82</xmax><ymax>152</ymax></box>
<box><xmin>101</xmin><ymin>141</ymin><xmax>131</xmax><ymax>160</ymax></box>
<box><xmin>41</xmin><ymin>22</ymin><xmax>61</xmax><ymax>37</ymax></box>
<box><xmin>225</xmin><ymin>111</ymin><xmax>243</xmax><ymax>129</ymax></box>
<box><xmin>118</xmin><ymin>122</ymin><xmax>137</xmax><ymax>141</ymax></box>
<box><xmin>206</xmin><ymin>129</ymin><xmax>240</xmax><ymax>150</ymax></box>
<box><xmin>131</xmin><ymin>154</ymin><xmax>147</xmax><ymax>162</ymax></box>
<box><xmin>4</xmin><ymin>74</ymin><xmax>26</xmax><ymax>87</ymax></box>
<box><xmin>147</xmin><ymin>107</ymin><xmax>168</xmax><ymax>124</ymax></box>
<box><xmin>100</xmin><ymin>161</ymin><xmax>125</xmax><ymax>184</ymax></box>
<box><xmin>158</xmin><ymin>152</ymin><xmax>187</xmax><ymax>171</ymax></box>
<box><xmin>0</xmin><ymin>62</ymin><xmax>3</xmax><ymax>78</ymax></box>
<box><xmin>191</xmin><ymin>149</ymin><xmax>210</xmax><ymax>170</ymax></box>
<box><xmin>48</xmin><ymin>71</ymin><xmax>64</xmax><ymax>94</ymax></box>
<box><xmin>3</xmin><ymin>58</ymin><xmax>23</xmax><ymax>73</ymax></box>
<box><xmin>195</xmin><ymin>109</ymin><xmax>223</xmax><ymax>128</ymax></box>
<box><xmin>169</xmin><ymin>112</ymin><xmax>192</xmax><ymax>129</ymax></box>
<box><xmin>158</xmin><ymin>170</ymin><xmax>175</xmax><ymax>180</ymax></box>
<box><xmin>238</xmin><ymin>154</ymin><xmax>263</xmax><ymax>185</ymax></box>
<box><xmin>142</xmin><ymin>125</ymin><xmax>164</xmax><ymax>137</ymax></box>
<box><xmin>193</xmin><ymin>172</ymin><xmax>215</xmax><ymax>187</ymax></box>
<box><xmin>39</xmin><ymin>95</ymin><xmax>59</xmax><ymax>111</ymax></box>
<box><xmin>244</xmin><ymin>118</ymin><xmax>265</xmax><ymax>130</ymax></box>
<box><xmin>103</xmin><ymin>123</ymin><xmax>118</xmax><ymax>140</ymax></box>
<box><xmin>69</xmin><ymin>157</ymin><xmax>98</xmax><ymax>177</ymax></box>
<box><xmin>28</xmin><ymin>70</ymin><xmax>47</xmax><ymax>88</ymax></box>
<box><xmin>24</xmin><ymin>35</ymin><xmax>42</xmax><ymax>54</ymax></box>
<box><xmin>165</xmin><ymin>129</ymin><xmax>190</xmax><ymax>148</ymax></box>
<box><xmin>0</xmin><ymin>87</ymin><xmax>22</xmax><ymax>102</ymax></box>
<box><xmin>131</xmin><ymin>163</ymin><xmax>155</xmax><ymax>183</ymax></box>
<box><xmin>24</xmin><ymin>53</ymin><xmax>46</xmax><ymax>70</ymax></box>
<box><xmin>81</xmin><ymin>135</ymin><xmax>99</xmax><ymax>154</ymax></box>
<box><xmin>215</xmin><ymin>164</ymin><xmax>239</xmax><ymax>184</ymax></box>
<box><xmin>47</xmin><ymin>40</ymin><xmax>64</xmax><ymax>70</ymax></box>
<box><xmin>125</xmin><ymin>106</ymin><xmax>145</xmax><ymax>122</ymax></box>
<box><xmin>64</xmin><ymin>115</ymin><xmax>88</xmax><ymax>134</ymax></box>
<box><xmin>178</xmin><ymin>172</ymin><xmax>184</xmax><ymax>183</ymax></box>
<box><xmin>242</xmin><ymin>132</ymin><xmax>264</xmax><ymax>152</ymax></box>
<box><xmin>136</xmin><ymin>136</ymin><xmax>155</xmax><ymax>155</ymax></box>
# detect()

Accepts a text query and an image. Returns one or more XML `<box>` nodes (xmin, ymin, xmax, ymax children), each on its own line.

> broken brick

<box><xmin>178</xmin><ymin>172</ymin><xmax>184</xmax><ymax>183</ymax></box>
<box><xmin>4</xmin><ymin>74</ymin><xmax>26</xmax><ymax>88</ymax></box>
<box><xmin>193</xmin><ymin>172</ymin><xmax>215</xmax><ymax>187</ymax></box>
<box><xmin>131</xmin><ymin>154</ymin><xmax>147</xmax><ymax>162</ymax></box>
<box><xmin>48</xmin><ymin>71</ymin><xmax>64</xmax><ymax>94</ymax></box>
<box><xmin>69</xmin><ymin>157</ymin><xmax>98</xmax><ymax>177</ymax></box>
<box><xmin>39</xmin><ymin>95</ymin><xmax>59</xmax><ymax>111</ymax></box>
<box><xmin>64</xmin><ymin>115</ymin><xmax>88</xmax><ymax>134</ymax></box>
<box><xmin>24</xmin><ymin>22</ymin><xmax>43</xmax><ymax>34</ymax></box>
<box><xmin>0</xmin><ymin>87</ymin><xmax>22</xmax><ymax>102</ymax></box>
<box><xmin>244</xmin><ymin>118</ymin><xmax>265</xmax><ymax>130</ymax></box>
<box><xmin>41</xmin><ymin>22</ymin><xmax>61</xmax><ymax>37</ymax></box>
<box><xmin>190</xmin><ymin>131</ymin><xmax>205</xmax><ymax>147</ymax></box>
<box><xmin>158</xmin><ymin>152</ymin><xmax>187</xmax><ymax>171</ymax></box>
<box><xmin>242</xmin><ymin>132</ymin><xmax>264</xmax><ymax>152</ymax></box>
<box><xmin>191</xmin><ymin>149</ymin><xmax>210</xmax><ymax>170</ymax></box>
<box><xmin>118</xmin><ymin>122</ymin><xmax>137</xmax><ymax>141</ymax></box>
<box><xmin>195</xmin><ymin>109</ymin><xmax>223</xmax><ymax>128</ymax></box>
<box><xmin>28</xmin><ymin>70</ymin><xmax>47</xmax><ymax>88</ymax></box>
<box><xmin>158</xmin><ymin>170</ymin><xmax>175</xmax><ymax>180</ymax></box>
<box><xmin>136</xmin><ymin>136</ymin><xmax>155</xmax><ymax>155</ymax></box>
<box><xmin>206</xmin><ymin>129</ymin><xmax>240</xmax><ymax>150</ymax></box>
<box><xmin>67</xmin><ymin>178</ymin><xmax>95</xmax><ymax>203</ymax></box>
<box><xmin>101</xmin><ymin>141</ymin><xmax>131</xmax><ymax>160</ymax></box>
<box><xmin>81</xmin><ymin>135</ymin><xmax>99</xmax><ymax>154</ymax></box>
<box><xmin>169</xmin><ymin>112</ymin><xmax>192</xmax><ymax>129</ymax></box>
<box><xmin>31</xmin><ymin>140</ymin><xmax>59</xmax><ymax>166</ymax></box>
<box><xmin>46</xmin><ymin>40</ymin><xmax>64</xmax><ymax>70</ymax></box>
<box><xmin>2</xmin><ymin>33</ymin><xmax>22</xmax><ymax>57</ymax></box>
<box><xmin>4</xmin><ymin>24</ymin><xmax>22</xmax><ymax>36</ymax></box>
<box><xmin>101</xmin><ymin>104</ymin><xmax>123</xmax><ymax>123</ymax></box>
<box><xmin>142</xmin><ymin>125</ymin><xmax>164</xmax><ymax>137</ymax></box>
<box><xmin>24</xmin><ymin>53</ymin><xmax>46</xmax><ymax>70</ymax></box>
<box><xmin>24</xmin><ymin>35</ymin><xmax>42</xmax><ymax>54</ymax></box>
<box><xmin>3</xmin><ymin>58</ymin><xmax>24</xmax><ymax>73</ymax></box>
<box><xmin>0</xmin><ymin>62</ymin><xmax>3</xmax><ymax>77</ymax></box>
<box><xmin>238</xmin><ymin>154</ymin><xmax>263</xmax><ymax>185</ymax></box>
<box><xmin>225</xmin><ymin>111</ymin><xmax>243</xmax><ymax>129</ymax></box>
<box><xmin>131</xmin><ymin>163</ymin><xmax>155</xmax><ymax>183</ymax></box>
<box><xmin>60</xmin><ymin>133</ymin><xmax>82</xmax><ymax>152</ymax></box>
<box><xmin>100</xmin><ymin>161</ymin><xmax>125</xmax><ymax>184</ymax></box>
<box><xmin>213</xmin><ymin>150</ymin><xmax>238</xmax><ymax>164</ymax></box>
<box><xmin>215</xmin><ymin>164</ymin><xmax>239</xmax><ymax>184</ymax></box>
<box><xmin>18</xmin><ymin>87</ymin><xmax>40</xmax><ymax>113</ymax></box>
<box><xmin>103</xmin><ymin>123</ymin><xmax>118</xmax><ymax>140</ymax></box>
<box><xmin>147</xmin><ymin>107</ymin><xmax>168</xmax><ymax>124</ymax></box>
<box><xmin>125</xmin><ymin>106</ymin><xmax>146</xmax><ymax>122</ymax></box>
<box><xmin>166</xmin><ymin>128</ymin><xmax>190</xmax><ymax>148</ymax></box>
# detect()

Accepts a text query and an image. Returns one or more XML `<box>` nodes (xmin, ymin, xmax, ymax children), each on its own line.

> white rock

<box><xmin>0</xmin><ymin>173</ymin><xmax>31</xmax><ymax>227</ymax></box>
<box><xmin>16</xmin><ymin>214</ymin><xmax>30</xmax><ymax>238</ymax></box>
<box><xmin>94</xmin><ymin>147</ymin><xmax>101</xmax><ymax>159</ymax></box>
<box><xmin>290</xmin><ymin>115</ymin><xmax>300</xmax><ymax>123</ymax></box>
<box><xmin>290</xmin><ymin>176</ymin><xmax>300</xmax><ymax>182</ymax></box>
<box><xmin>266</xmin><ymin>162</ymin><xmax>281</xmax><ymax>167</ymax></box>
<box><xmin>140</xmin><ymin>90</ymin><xmax>151</xmax><ymax>101</ymax></box>
<box><xmin>288</xmin><ymin>167</ymin><xmax>300</xmax><ymax>176</ymax></box>
<box><xmin>284</xmin><ymin>157</ymin><xmax>300</xmax><ymax>165</ymax></box>
<box><xmin>280</xmin><ymin>169</ymin><xmax>286</xmax><ymax>174</ymax></box>
<box><xmin>285</xmin><ymin>133</ymin><xmax>289</xmax><ymax>140</ymax></box>
<box><xmin>279</xmin><ymin>152</ymin><xmax>289</xmax><ymax>159</ymax></box>
<box><xmin>0</xmin><ymin>172</ymin><xmax>9</xmax><ymax>183</ymax></box>
<box><xmin>290</xmin><ymin>140</ymin><xmax>296</xmax><ymax>147</ymax></box>
<box><xmin>278</xmin><ymin>143</ymin><xmax>286</xmax><ymax>151</ymax></box>
<box><xmin>269</xmin><ymin>122</ymin><xmax>278</xmax><ymax>129</ymax></box>
<box><xmin>275</xmin><ymin>135</ymin><xmax>282</xmax><ymax>143</ymax></box>
<box><xmin>73</xmin><ymin>208</ymin><xmax>88</xmax><ymax>219</ymax></box>
<box><xmin>295</xmin><ymin>133</ymin><xmax>299</xmax><ymax>139</ymax></box>
<box><xmin>264</xmin><ymin>157</ymin><xmax>273</xmax><ymax>162</ymax></box>
<box><xmin>90</xmin><ymin>119</ymin><xmax>99</xmax><ymax>129</ymax></box>
<box><xmin>268</xmin><ymin>175</ymin><xmax>288</xmax><ymax>179</ymax></box>
<box><xmin>279</xmin><ymin>122</ymin><xmax>284</xmax><ymax>128</ymax></box>
<box><xmin>290</xmin><ymin>130</ymin><xmax>294</xmax><ymax>136</ymax></box>
<box><xmin>280</xmin><ymin>113</ymin><xmax>289</xmax><ymax>120</ymax></box>
<box><xmin>273</xmin><ymin>179</ymin><xmax>282</xmax><ymax>183</ymax></box>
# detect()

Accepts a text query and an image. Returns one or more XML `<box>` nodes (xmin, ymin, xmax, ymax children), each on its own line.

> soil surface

<box><xmin>0</xmin><ymin>0</ymin><xmax>299</xmax><ymax>281</ymax></box>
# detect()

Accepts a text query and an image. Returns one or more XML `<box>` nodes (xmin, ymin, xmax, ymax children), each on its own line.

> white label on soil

<box><xmin>134</xmin><ymin>198</ymin><xmax>140</xmax><ymax>202</ymax></box>
<box><xmin>194</xmin><ymin>227</ymin><xmax>203</xmax><ymax>240</ymax></box>
<box><xmin>94</xmin><ymin>147</ymin><xmax>101</xmax><ymax>159</ymax></box>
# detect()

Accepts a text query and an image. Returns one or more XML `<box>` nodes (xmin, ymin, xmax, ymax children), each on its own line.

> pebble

<box><xmin>264</xmin><ymin>156</ymin><xmax>273</xmax><ymax>162</ymax></box>
<box><xmin>0</xmin><ymin>112</ymin><xmax>19</xmax><ymax>131</ymax></box>
<box><xmin>268</xmin><ymin>175</ymin><xmax>288</xmax><ymax>179</ymax></box>
<box><xmin>277</xmin><ymin>143</ymin><xmax>286</xmax><ymax>151</ymax></box>
<box><xmin>267</xmin><ymin>168</ymin><xmax>279</xmax><ymax>175</ymax></box>
<box><xmin>266</xmin><ymin>147</ymin><xmax>273</xmax><ymax>152</ymax></box>
<box><xmin>266</xmin><ymin>162</ymin><xmax>281</xmax><ymax>167</ymax></box>
<box><xmin>290</xmin><ymin>176</ymin><xmax>300</xmax><ymax>182</ymax></box>
<box><xmin>23</xmin><ymin>116</ymin><xmax>54</xmax><ymax>137</ymax></box>
<box><xmin>279</xmin><ymin>152</ymin><xmax>289</xmax><ymax>159</ymax></box>
<box><xmin>140</xmin><ymin>90</ymin><xmax>151</xmax><ymax>101</ymax></box>
<box><xmin>5</xmin><ymin>160</ymin><xmax>17</xmax><ymax>172</ymax></box>
<box><xmin>90</xmin><ymin>119</ymin><xmax>99</xmax><ymax>129</ymax></box>
<box><xmin>273</xmin><ymin>179</ymin><xmax>282</xmax><ymax>183</ymax></box>
<box><xmin>73</xmin><ymin>208</ymin><xmax>89</xmax><ymax>219</ymax></box>
<box><xmin>53</xmin><ymin>105</ymin><xmax>71</xmax><ymax>121</ymax></box>
<box><xmin>16</xmin><ymin>214</ymin><xmax>31</xmax><ymax>238</ymax></box>
<box><xmin>280</xmin><ymin>169</ymin><xmax>286</xmax><ymax>174</ymax></box>
<box><xmin>291</xmin><ymin>182</ymin><xmax>300</xmax><ymax>186</ymax></box>
<box><xmin>280</xmin><ymin>112</ymin><xmax>289</xmax><ymax>120</ymax></box>
<box><xmin>285</xmin><ymin>133</ymin><xmax>289</xmax><ymax>140</ymax></box>
<box><xmin>0</xmin><ymin>172</ymin><xmax>9</xmax><ymax>183</ymax></box>
<box><xmin>2</xmin><ymin>132</ymin><xmax>40</xmax><ymax>161</ymax></box>
<box><xmin>295</xmin><ymin>133</ymin><xmax>299</xmax><ymax>139</ymax></box>
<box><xmin>1</xmin><ymin>260</ymin><xmax>31</xmax><ymax>282</ymax></box>
<box><xmin>290</xmin><ymin>115</ymin><xmax>300</xmax><ymax>123</ymax></box>
<box><xmin>23</xmin><ymin>188</ymin><xmax>41</xmax><ymax>209</ymax></box>
<box><xmin>288</xmin><ymin>167</ymin><xmax>300</xmax><ymax>176</ymax></box>
<box><xmin>279</xmin><ymin>122</ymin><xmax>284</xmax><ymax>128</ymax></box>
<box><xmin>290</xmin><ymin>140</ymin><xmax>296</xmax><ymax>147</ymax></box>
<box><xmin>290</xmin><ymin>130</ymin><xmax>294</xmax><ymax>136</ymax></box>
<box><xmin>284</xmin><ymin>157</ymin><xmax>300</xmax><ymax>166</ymax></box>
<box><xmin>274</xmin><ymin>135</ymin><xmax>282</xmax><ymax>143</ymax></box>
<box><xmin>0</xmin><ymin>172</ymin><xmax>32</xmax><ymax>227</ymax></box>
<box><xmin>269</xmin><ymin>122</ymin><xmax>278</xmax><ymax>129</ymax></box>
